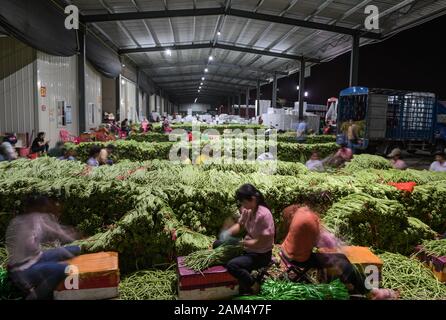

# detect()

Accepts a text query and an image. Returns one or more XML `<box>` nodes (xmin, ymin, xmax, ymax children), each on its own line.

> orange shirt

<box><xmin>281</xmin><ymin>207</ymin><xmax>320</xmax><ymax>262</ymax></box>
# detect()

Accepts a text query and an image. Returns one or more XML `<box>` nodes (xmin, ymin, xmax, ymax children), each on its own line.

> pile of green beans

<box><xmin>184</xmin><ymin>245</ymin><xmax>244</xmax><ymax>272</ymax></box>
<box><xmin>379</xmin><ymin>252</ymin><xmax>446</xmax><ymax>300</ymax></box>
<box><xmin>419</xmin><ymin>239</ymin><xmax>446</xmax><ymax>257</ymax></box>
<box><xmin>236</xmin><ymin>279</ymin><xmax>349</xmax><ymax>300</ymax></box>
<box><xmin>0</xmin><ymin>245</ymin><xmax>7</xmax><ymax>268</ymax></box>
<box><xmin>119</xmin><ymin>267</ymin><xmax>177</xmax><ymax>300</ymax></box>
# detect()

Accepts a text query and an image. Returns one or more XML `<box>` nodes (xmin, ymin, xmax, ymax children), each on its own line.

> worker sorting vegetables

<box><xmin>280</xmin><ymin>204</ymin><xmax>398</xmax><ymax>300</ymax></box>
<box><xmin>214</xmin><ymin>184</ymin><xmax>275</xmax><ymax>295</ymax></box>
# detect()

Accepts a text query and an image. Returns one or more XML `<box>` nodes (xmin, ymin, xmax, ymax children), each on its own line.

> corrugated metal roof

<box><xmin>71</xmin><ymin>0</ymin><xmax>446</xmax><ymax>103</ymax></box>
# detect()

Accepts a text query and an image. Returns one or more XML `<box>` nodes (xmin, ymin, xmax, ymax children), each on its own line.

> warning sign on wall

<box><xmin>41</xmin><ymin>105</ymin><xmax>47</xmax><ymax>112</ymax></box>
<box><xmin>40</xmin><ymin>86</ymin><xmax>47</xmax><ymax>97</ymax></box>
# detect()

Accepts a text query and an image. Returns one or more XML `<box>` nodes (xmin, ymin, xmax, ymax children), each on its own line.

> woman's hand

<box><xmin>240</xmin><ymin>207</ymin><xmax>252</xmax><ymax>215</ymax></box>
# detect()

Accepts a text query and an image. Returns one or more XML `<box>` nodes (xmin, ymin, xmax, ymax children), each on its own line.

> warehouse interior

<box><xmin>2</xmin><ymin>0</ymin><xmax>446</xmax><ymax>304</ymax></box>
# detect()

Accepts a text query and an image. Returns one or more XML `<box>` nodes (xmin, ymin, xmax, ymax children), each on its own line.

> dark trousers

<box><xmin>9</xmin><ymin>246</ymin><xmax>81</xmax><ymax>300</ymax></box>
<box><xmin>213</xmin><ymin>240</ymin><xmax>272</xmax><ymax>290</ymax></box>
<box><xmin>31</xmin><ymin>144</ymin><xmax>49</xmax><ymax>154</ymax></box>
<box><xmin>283</xmin><ymin>252</ymin><xmax>368</xmax><ymax>294</ymax></box>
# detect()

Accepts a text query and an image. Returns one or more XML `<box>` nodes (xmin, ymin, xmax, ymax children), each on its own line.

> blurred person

<box><xmin>346</xmin><ymin>120</ymin><xmax>358</xmax><ymax>147</ymax></box>
<box><xmin>48</xmin><ymin>141</ymin><xmax>65</xmax><ymax>158</ymax></box>
<box><xmin>31</xmin><ymin>132</ymin><xmax>50</xmax><ymax>155</ymax></box>
<box><xmin>99</xmin><ymin>144</ymin><xmax>116</xmax><ymax>166</ymax></box>
<box><xmin>306</xmin><ymin>151</ymin><xmax>324</xmax><ymax>172</ymax></box>
<box><xmin>6</xmin><ymin>195</ymin><xmax>81</xmax><ymax>300</ymax></box>
<box><xmin>280</xmin><ymin>205</ymin><xmax>398</xmax><ymax>299</ymax></box>
<box><xmin>387</xmin><ymin>148</ymin><xmax>407</xmax><ymax>170</ymax></box>
<box><xmin>296</xmin><ymin>120</ymin><xmax>307</xmax><ymax>143</ymax></box>
<box><xmin>0</xmin><ymin>135</ymin><xmax>18</xmax><ymax>161</ymax></box>
<box><xmin>121</xmin><ymin>119</ymin><xmax>130</xmax><ymax>136</ymax></box>
<box><xmin>86</xmin><ymin>145</ymin><xmax>102</xmax><ymax>167</ymax></box>
<box><xmin>430</xmin><ymin>151</ymin><xmax>446</xmax><ymax>172</ymax></box>
<box><xmin>328</xmin><ymin>143</ymin><xmax>353</xmax><ymax>167</ymax></box>
<box><xmin>214</xmin><ymin>184</ymin><xmax>274</xmax><ymax>295</ymax></box>
<box><xmin>57</xmin><ymin>148</ymin><xmax>76</xmax><ymax>161</ymax></box>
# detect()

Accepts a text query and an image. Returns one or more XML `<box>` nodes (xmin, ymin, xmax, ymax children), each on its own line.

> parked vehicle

<box><xmin>336</xmin><ymin>87</ymin><xmax>446</xmax><ymax>155</ymax></box>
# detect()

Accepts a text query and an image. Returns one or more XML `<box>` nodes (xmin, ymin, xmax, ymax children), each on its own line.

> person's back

<box><xmin>430</xmin><ymin>161</ymin><xmax>446</xmax><ymax>172</ymax></box>
<box><xmin>306</xmin><ymin>159</ymin><xmax>324</xmax><ymax>172</ymax></box>
<box><xmin>281</xmin><ymin>207</ymin><xmax>320</xmax><ymax>262</ymax></box>
<box><xmin>6</xmin><ymin>212</ymin><xmax>75</xmax><ymax>270</ymax></box>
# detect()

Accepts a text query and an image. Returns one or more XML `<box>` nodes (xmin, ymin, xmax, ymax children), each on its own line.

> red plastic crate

<box><xmin>177</xmin><ymin>256</ymin><xmax>237</xmax><ymax>290</ymax></box>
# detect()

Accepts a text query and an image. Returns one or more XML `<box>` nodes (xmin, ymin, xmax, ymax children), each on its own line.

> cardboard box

<box><xmin>54</xmin><ymin>252</ymin><xmax>120</xmax><ymax>300</ymax></box>
<box><xmin>177</xmin><ymin>257</ymin><xmax>238</xmax><ymax>300</ymax></box>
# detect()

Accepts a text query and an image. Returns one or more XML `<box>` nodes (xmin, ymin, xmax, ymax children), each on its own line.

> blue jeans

<box><xmin>9</xmin><ymin>246</ymin><xmax>81</xmax><ymax>300</ymax></box>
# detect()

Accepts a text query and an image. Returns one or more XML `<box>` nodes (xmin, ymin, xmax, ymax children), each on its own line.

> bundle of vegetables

<box><xmin>67</xmin><ymin>140</ymin><xmax>338</xmax><ymax>164</ymax></box>
<box><xmin>379</xmin><ymin>252</ymin><xmax>446</xmax><ymax>300</ymax></box>
<box><xmin>276</xmin><ymin>133</ymin><xmax>336</xmax><ymax>144</ymax></box>
<box><xmin>151</xmin><ymin>123</ymin><xmax>265</xmax><ymax>134</ymax></box>
<box><xmin>406</xmin><ymin>180</ymin><xmax>446</xmax><ymax>232</ymax></box>
<box><xmin>0</xmin><ymin>245</ymin><xmax>7</xmax><ymax>268</ymax></box>
<box><xmin>119</xmin><ymin>267</ymin><xmax>177</xmax><ymax>300</ymax></box>
<box><xmin>66</xmin><ymin>140</ymin><xmax>175</xmax><ymax>162</ymax></box>
<box><xmin>174</xmin><ymin>226</ymin><xmax>214</xmax><ymax>256</ymax></box>
<box><xmin>343</xmin><ymin>154</ymin><xmax>392</xmax><ymax>173</ymax></box>
<box><xmin>236</xmin><ymin>279</ymin><xmax>349</xmax><ymax>300</ymax></box>
<box><xmin>322</xmin><ymin>193</ymin><xmax>433</xmax><ymax>254</ymax></box>
<box><xmin>417</xmin><ymin>239</ymin><xmax>446</xmax><ymax>258</ymax></box>
<box><xmin>276</xmin><ymin>142</ymin><xmax>339</xmax><ymax>163</ymax></box>
<box><xmin>183</xmin><ymin>244</ymin><xmax>244</xmax><ymax>272</ymax></box>
<box><xmin>127</xmin><ymin>132</ymin><xmax>171</xmax><ymax>143</ymax></box>
<box><xmin>0</xmin><ymin>268</ymin><xmax>23</xmax><ymax>300</ymax></box>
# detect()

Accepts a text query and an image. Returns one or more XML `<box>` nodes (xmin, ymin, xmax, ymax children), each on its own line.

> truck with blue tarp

<box><xmin>336</xmin><ymin>87</ymin><xmax>446</xmax><ymax>155</ymax></box>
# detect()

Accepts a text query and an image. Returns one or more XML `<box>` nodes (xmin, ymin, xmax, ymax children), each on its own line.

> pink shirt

<box><xmin>391</xmin><ymin>159</ymin><xmax>407</xmax><ymax>170</ymax></box>
<box><xmin>238</xmin><ymin>205</ymin><xmax>275</xmax><ymax>253</ymax></box>
<box><xmin>336</xmin><ymin>147</ymin><xmax>353</xmax><ymax>161</ymax></box>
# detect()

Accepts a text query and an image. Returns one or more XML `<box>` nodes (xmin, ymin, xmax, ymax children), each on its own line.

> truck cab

<box><xmin>337</xmin><ymin>87</ymin><xmax>440</xmax><ymax>155</ymax></box>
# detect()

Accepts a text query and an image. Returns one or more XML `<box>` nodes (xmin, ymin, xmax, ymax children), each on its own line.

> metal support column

<box><xmin>350</xmin><ymin>34</ymin><xmax>360</xmax><ymax>87</ymax></box>
<box><xmin>78</xmin><ymin>28</ymin><xmax>86</xmax><ymax>133</ymax></box>
<box><xmin>238</xmin><ymin>93</ymin><xmax>241</xmax><ymax>116</ymax></box>
<box><xmin>272</xmin><ymin>72</ymin><xmax>277</xmax><ymax>108</ymax></box>
<box><xmin>245</xmin><ymin>87</ymin><xmax>250</xmax><ymax>119</ymax></box>
<box><xmin>298</xmin><ymin>58</ymin><xmax>306</xmax><ymax>121</ymax></box>
<box><xmin>227</xmin><ymin>96</ymin><xmax>230</xmax><ymax>114</ymax></box>
<box><xmin>256</xmin><ymin>79</ymin><xmax>261</xmax><ymax>118</ymax></box>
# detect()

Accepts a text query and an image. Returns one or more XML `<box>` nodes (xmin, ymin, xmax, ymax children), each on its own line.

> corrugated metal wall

<box><xmin>0</xmin><ymin>37</ymin><xmax>36</xmax><ymax>134</ymax></box>
<box><xmin>120</xmin><ymin>77</ymin><xmax>137</xmax><ymax>122</ymax></box>
<box><xmin>37</xmin><ymin>52</ymin><xmax>78</xmax><ymax>147</ymax></box>
<box><xmin>86</xmin><ymin>63</ymin><xmax>102</xmax><ymax>129</ymax></box>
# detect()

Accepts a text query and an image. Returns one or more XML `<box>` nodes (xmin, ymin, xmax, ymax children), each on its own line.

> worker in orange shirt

<box><xmin>280</xmin><ymin>205</ymin><xmax>398</xmax><ymax>299</ymax></box>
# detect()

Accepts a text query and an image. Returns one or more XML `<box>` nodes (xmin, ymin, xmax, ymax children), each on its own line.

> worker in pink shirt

<box><xmin>214</xmin><ymin>184</ymin><xmax>275</xmax><ymax>295</ymax></box>
<box><xmin>327</xmin><ymin>143</ymin><xmax>353</xmax><ymax>167</ymax></box>
<box><xmin>387</xmin><ymin>148</ymin><xmax>407</xmax><ymax>170</ymax></box>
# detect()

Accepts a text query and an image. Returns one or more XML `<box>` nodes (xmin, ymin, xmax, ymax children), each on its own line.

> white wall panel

<box><xmin>0</xmin><ymin>37</ymin><xmax>36</xmax><ymax>134</ymax></box>
<box><xmin>85</xmin><ymin>63</ymin><xmax>102</xmax><ymax>129</ymax></box>
<box><xmin>120</xmin><ymin>77</ymin><xmax>137</xmax><ymax>122</ymax></box>
<box><xmin>37</xmin><ymin>52</ymin><xmax>78</xmax><ymax>147</ymax></box>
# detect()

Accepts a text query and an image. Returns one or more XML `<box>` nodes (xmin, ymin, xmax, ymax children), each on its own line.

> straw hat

<box><xmin>387</xmin><ymin>148</ymin><xmax>401</xmax><ymax>158</ymax></box>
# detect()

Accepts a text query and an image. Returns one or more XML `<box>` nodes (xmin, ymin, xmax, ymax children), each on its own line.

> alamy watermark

<box><xmin>64</xmin><ymin>265</ymin><xmax>79</xmax><ymax>290</ymax></box>
<box><xmin>364</xmin><ymin>5</ymin><xmax>380</xmax><ymax>31</ymax></box>
<box><xmin>64</xmin><ymin>5</ymin><xmax>79</xmax><ymax>30</ymax></box>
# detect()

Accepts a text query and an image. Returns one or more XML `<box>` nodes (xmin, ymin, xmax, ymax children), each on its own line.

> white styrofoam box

<box><xmin>178</xmin><ymin>284</ymin><xmax>239</xmax><ymax>300</ymax></box>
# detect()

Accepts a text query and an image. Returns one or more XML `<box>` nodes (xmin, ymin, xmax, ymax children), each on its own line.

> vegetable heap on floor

<box><xmin>2</xmin><ymin>148</ymin><xmax>446</xmax><ymax>299</ymax></box>
<box><xmin>416</xmin><ymin>239</ymin><xmax>446</xmax><ymax>257</ymax></box>
<box><xmin>119</xmin><ymin>267</ymin><xmax>177</xmax><ymax>300</ymax></box>
<box><xmin>379</xmin><ymin>252</ymin><xmax>446</xmax><ymax>300</ymax></box>
<box><xmin>236</xmin><ymin>279</ymin><xmax>349</xmax><ymax>300</ymax></box>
